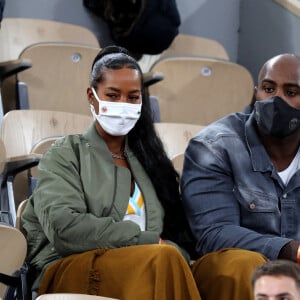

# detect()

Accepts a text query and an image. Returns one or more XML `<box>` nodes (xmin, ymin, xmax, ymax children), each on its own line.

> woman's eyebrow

<box><xmin>105</xmin><ymin>86</ymin><xmax>120</xmax><ymax>92</ymax></box>
<box><xmin>105</xmin><ymin>87</ymin><xmax>141</xmax><ymax>93</ymax></box>
<box><xmin>128</xmin><ymin>89</ymin><xmax>141</xmax><ymax>94</ymax></box>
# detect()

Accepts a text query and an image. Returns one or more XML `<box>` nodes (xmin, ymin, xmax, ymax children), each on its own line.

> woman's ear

<box><xmin>87</xmin><ymin>87</ymin><xmax>94</xmax><ymax>105</ymax></box>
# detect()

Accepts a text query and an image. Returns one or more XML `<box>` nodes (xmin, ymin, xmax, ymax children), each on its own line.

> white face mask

<box><xmin>90</xmin><ymin>88</ymin><xmax>142</xmax><ymax>136</ymax></box>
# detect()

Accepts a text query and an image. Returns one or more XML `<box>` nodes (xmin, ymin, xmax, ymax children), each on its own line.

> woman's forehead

<box><xmin>100</xmin><ymin>68</ymin><xmax>141</xmax><ymax>82</ymax></box>
<box><xmin>98</xmin><ymin>68</ymin><xmax>142</xmax><ymax>92</ymax></box>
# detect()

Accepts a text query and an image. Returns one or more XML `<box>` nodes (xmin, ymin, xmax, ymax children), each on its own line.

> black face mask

<box><xmin>253</xmin><ymin>96</ymin><xmax>300</xmax><ymax>138</ymax></box>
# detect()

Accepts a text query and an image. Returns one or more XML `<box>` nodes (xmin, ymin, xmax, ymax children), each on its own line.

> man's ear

<box><xmin>253</xmin><ymin>86</ymin><xmax>257</xmax><ymax>98</ymax></box>
<box><xmin>249</xmin><ymin>87</ymin><xmax>258</xmax><ymax>108</ymax></box>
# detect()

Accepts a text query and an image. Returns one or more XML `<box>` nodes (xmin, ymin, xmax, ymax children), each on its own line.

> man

<box><xmin>252</xmin><ymin>260</ymin><xmax>300</xmax><ymax>300</ymax></box>
<box><xmin>181</xmin><ymin>53</ymin><xmax>300</xmax><ymax>300</ymax></box>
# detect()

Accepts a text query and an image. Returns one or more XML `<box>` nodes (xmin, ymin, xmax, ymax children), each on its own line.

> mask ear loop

<box><xmin>91</xmin><ymin>87</ymin><xmax>101</xmax><ymax>103</ymax></box>
<box><xmin>90</xmin><ymin>103</ymin><xmax>97</xmax><ymax>121</ymax></box>
<box><xmin>90</xmin><ymin>87</ymin><xmax>100</xmax><ymax>120</ymax></box>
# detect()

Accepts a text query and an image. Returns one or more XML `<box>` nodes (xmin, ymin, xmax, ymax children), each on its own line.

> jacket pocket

<box><xmin>233</xmin><ymin>186</ymin><xmax>278</xmax><ymax>213</ymax></box>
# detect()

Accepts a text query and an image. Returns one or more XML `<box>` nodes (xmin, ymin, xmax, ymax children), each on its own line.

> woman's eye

<box><xmin>106</xmin><ymin>94</ymin><xmax>119</xmax><ymax>100</ymax></box>
<box><xmin>128</xmin><ymin>95</ymin><xmax>141</xmax><ymax>102</ymax></box>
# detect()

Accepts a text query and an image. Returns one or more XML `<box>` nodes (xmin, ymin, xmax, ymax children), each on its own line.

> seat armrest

<box><xmin>5</xmin><ymin>154</ymin><xmax>41</xmax><ymax>177</ymax></box>
<box><xmin>143</xmin><ymin>71</ymin><xmax>164</xmax><ymax>87</ymax></box>
<box><xmin>0</xmin><ymin>59</ymin><xmax>32</xmax><ymax>81</ymax></box>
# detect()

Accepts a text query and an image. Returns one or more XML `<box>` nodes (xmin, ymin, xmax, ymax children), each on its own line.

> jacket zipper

<box><xmin>106</xmin><ymin>165</ymin><xmax>119</xmax><ymax>218</ymax></box>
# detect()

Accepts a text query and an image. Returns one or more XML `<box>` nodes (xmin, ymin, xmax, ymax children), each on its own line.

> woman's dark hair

<box><xmin>90</xmin><ymin>45</ymin><xmax>143</xmax><ymax>87</ymax></box>
<box><xmin>90</xmin><ymin>46</ymin><xmax>195</xmax><ymax>253</ymax></box>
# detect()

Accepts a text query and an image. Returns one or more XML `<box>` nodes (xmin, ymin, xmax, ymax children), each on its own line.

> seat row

<box><xmin>0</xmin><ymin>18</ymin><xmax>254</xmax><ymax>126</ymax></box>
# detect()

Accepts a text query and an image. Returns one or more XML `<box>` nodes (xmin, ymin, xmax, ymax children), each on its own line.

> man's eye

<box><xmin>264</xmin><ymin>87</ymin><xmax>274</xmax><ymax>93</ymax></box>
<box><xmin>286</xmin><ymin>90</ymin><xmax>298</xmax><ymax>97</ymax></box>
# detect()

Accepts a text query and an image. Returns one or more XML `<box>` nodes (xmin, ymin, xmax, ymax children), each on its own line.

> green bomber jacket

<box><xmin>22</xmin><ymin>123</ymin><xmax>165</xmax><ymax>275</ymax></box>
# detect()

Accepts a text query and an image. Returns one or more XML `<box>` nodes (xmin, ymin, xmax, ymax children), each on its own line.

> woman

<box><xmin>22</xmin><ymin>46</ymin><xmax>201</xmax><ymax>300</ymax></box>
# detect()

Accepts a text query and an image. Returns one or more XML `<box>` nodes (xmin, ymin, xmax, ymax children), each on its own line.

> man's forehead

<box><xmin>259</xmin><ymin>56</ymin><xmax>300</xmax><ymax>85</ymax></box>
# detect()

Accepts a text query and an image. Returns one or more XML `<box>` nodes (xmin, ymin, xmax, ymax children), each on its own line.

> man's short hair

<box><xmin>252</xmin><ymin>260</ymin><xmax>300</xmax><ymax>289</ymax></box>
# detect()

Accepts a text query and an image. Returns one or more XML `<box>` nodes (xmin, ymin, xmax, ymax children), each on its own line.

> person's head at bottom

<box><xmin>252</xmin><ymin>260</ymin><xmax>300</xmax><ymax>300</ymax></box>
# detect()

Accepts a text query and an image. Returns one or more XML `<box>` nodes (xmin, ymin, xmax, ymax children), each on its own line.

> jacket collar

<box><xmin>82</xmin><ymin>121</ymin><xmax>132</xmax><ymax>159</ymax></box>
<box><xmin>245</xmin><ymin>113</ymin><xmax>274</xmax><ymax>173</ymax></box>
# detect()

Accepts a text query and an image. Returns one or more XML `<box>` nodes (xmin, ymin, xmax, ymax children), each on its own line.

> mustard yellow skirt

<box><xmin>39</xmin><ymin>244</ymin><xmax>201</xmax><ymax>300</ymax></box>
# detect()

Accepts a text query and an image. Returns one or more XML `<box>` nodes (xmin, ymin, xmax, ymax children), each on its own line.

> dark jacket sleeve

<box><xmin>0</xmin><ymin>0</ymin><xmax>5</xmax><ymax>23</ymax></box>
